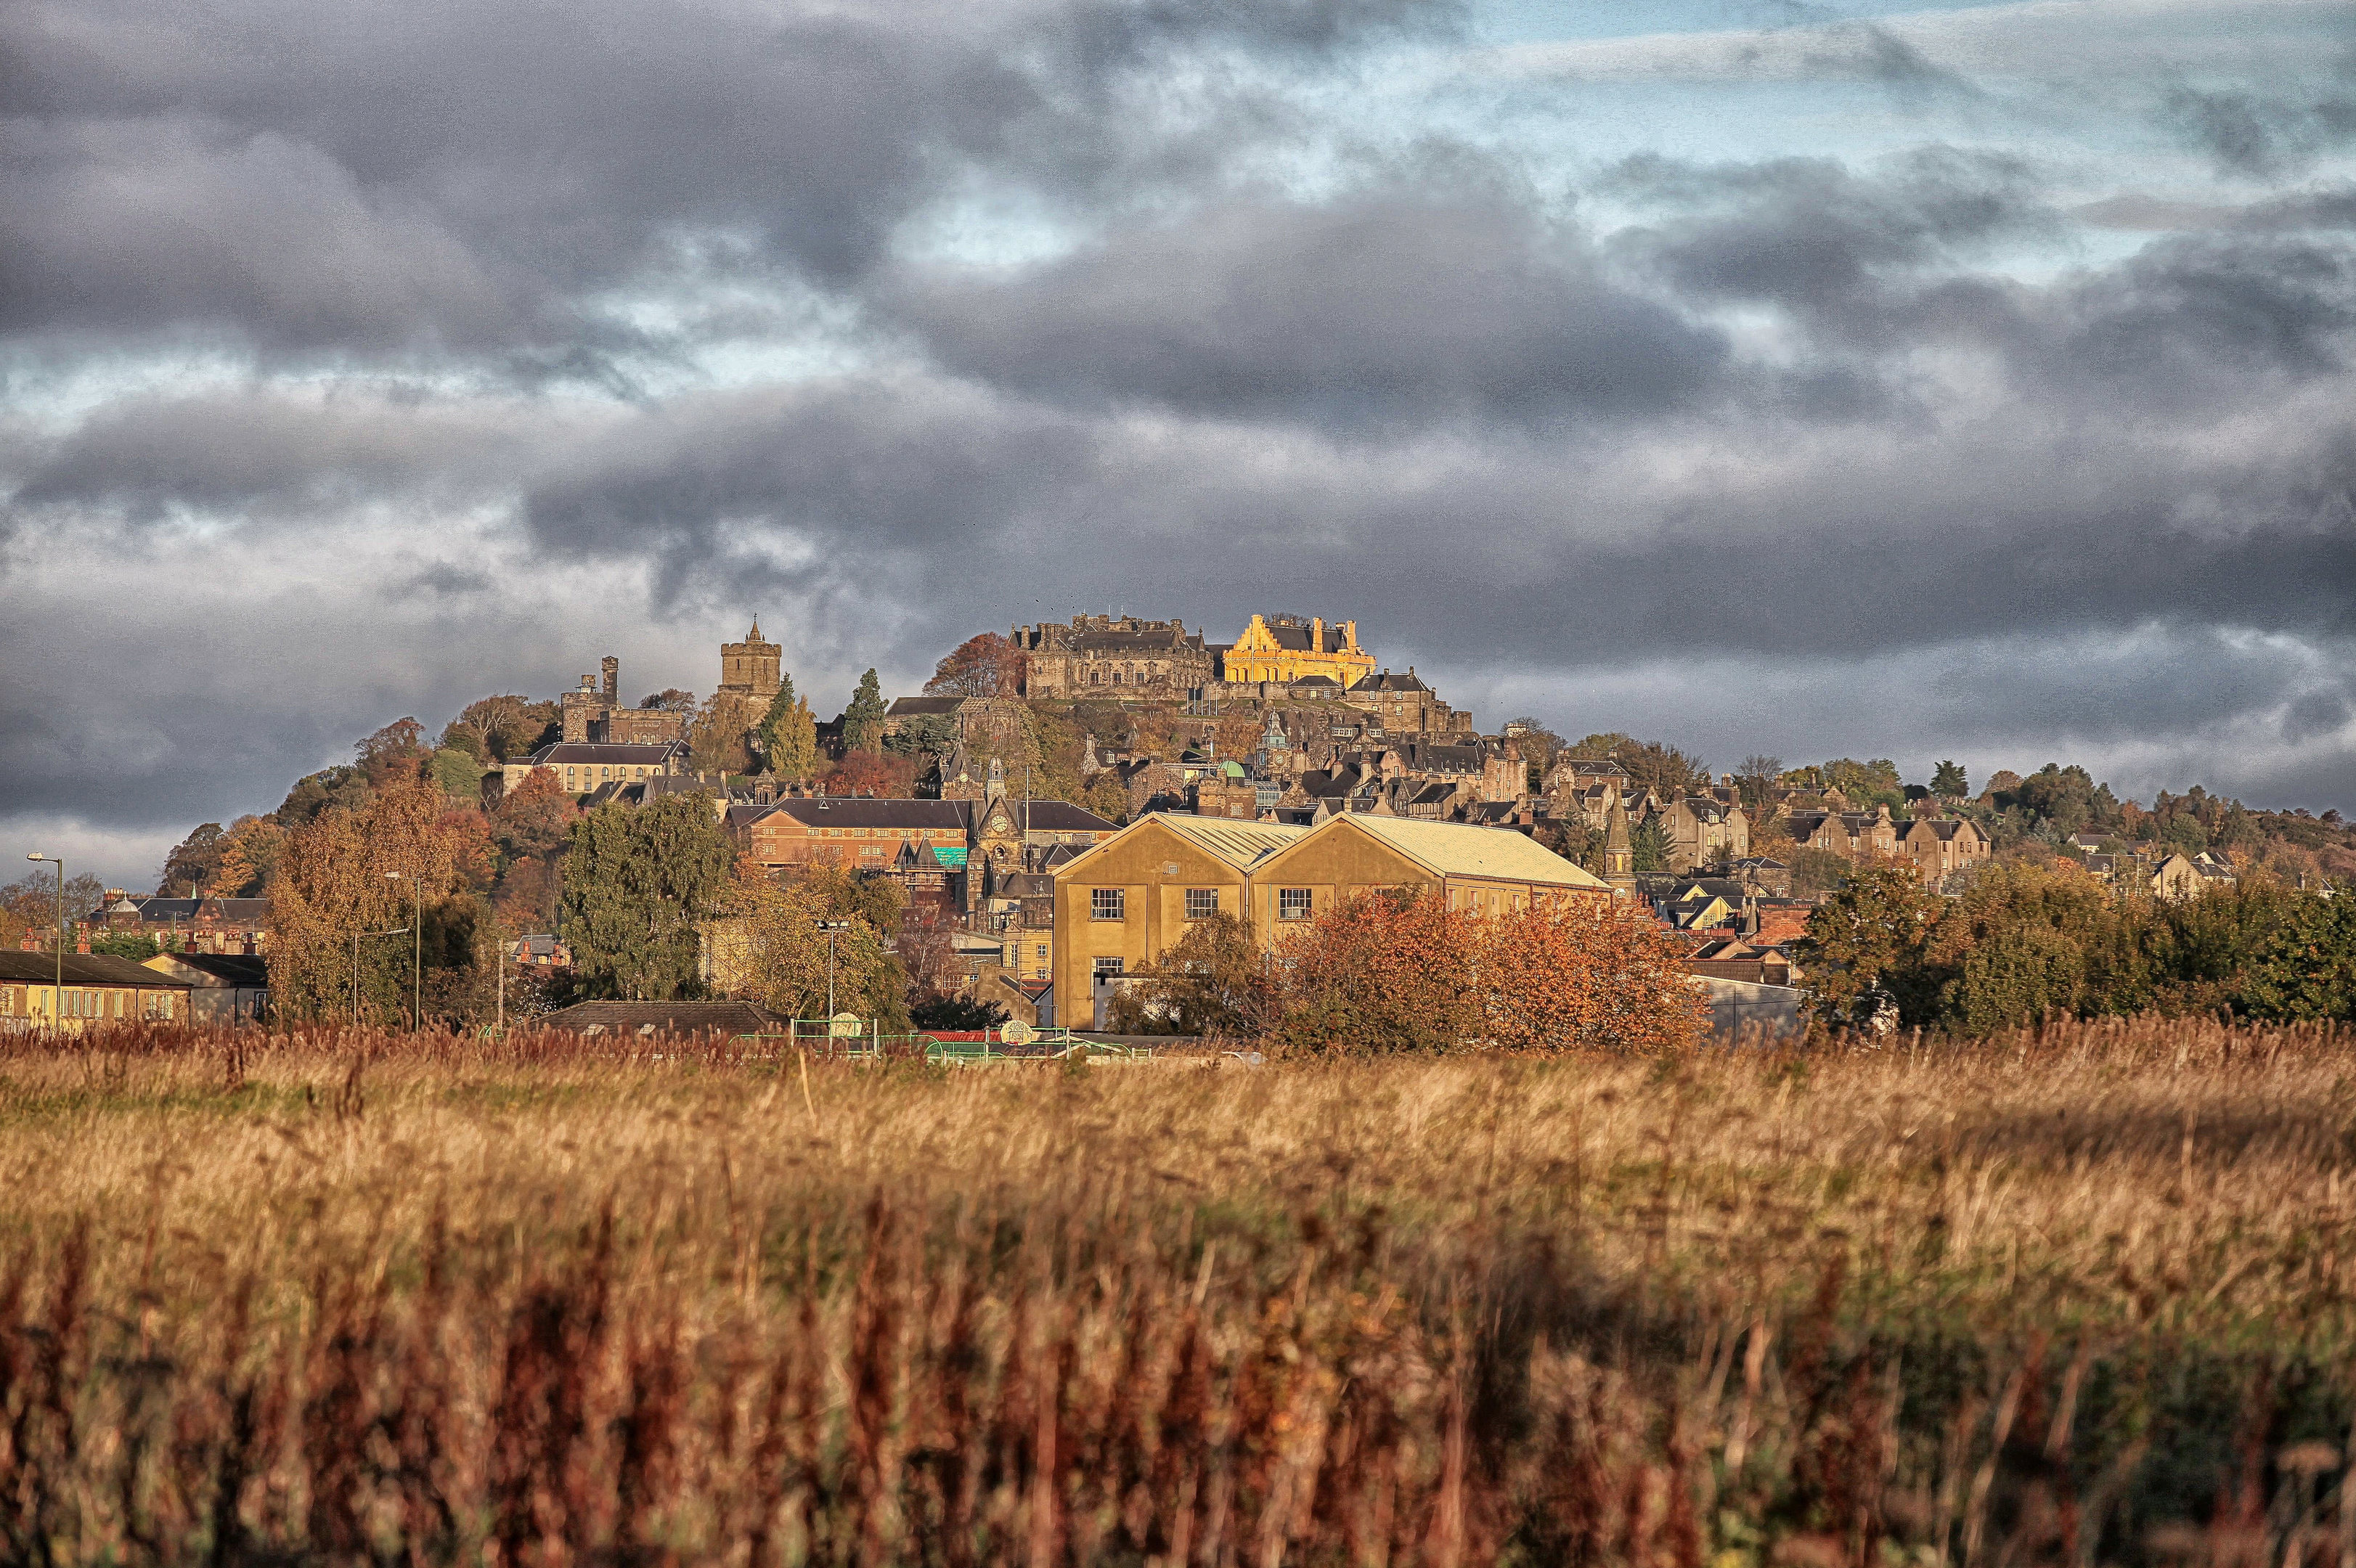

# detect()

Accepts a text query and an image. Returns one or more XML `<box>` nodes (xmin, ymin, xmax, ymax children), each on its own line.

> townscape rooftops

<box><xmin>765</xmin><ymin>798</ymin><xmax>969</xmax><ymax>830</ymax></box>
<box><xmin>1351</xmin><ymin>669</ymin><xmax>1428</xmax><ymax>693</ymax></box>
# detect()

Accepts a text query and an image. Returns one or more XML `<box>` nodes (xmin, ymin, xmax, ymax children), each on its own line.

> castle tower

<box><xmin>719</xmin><ymin>618</ymin><xmax>783</xmax><ymax>699</ymax></box>
<box><xmin>600</xmin><ymin>656</ymin><xmax>619</xmax><ymax>705</ymax></box>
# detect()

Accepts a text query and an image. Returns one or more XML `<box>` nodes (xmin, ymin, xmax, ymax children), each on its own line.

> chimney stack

<box><xmin>601</xmin><ymin>656</ymin><xmax>619</xmax><ymax>704</ymax></box>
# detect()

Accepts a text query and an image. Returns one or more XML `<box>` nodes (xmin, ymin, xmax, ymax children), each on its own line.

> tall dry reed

<box><xmin>0</xmin><ymin>1014</ymin><xmax>2351</xmax><ymax>1564</ymax></box>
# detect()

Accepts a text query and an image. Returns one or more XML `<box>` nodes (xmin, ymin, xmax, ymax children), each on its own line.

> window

<box><xmin>1090</xmin><ymin>888</ymin><xmax>1126</xmax><ymax>921</ymax></box>
<box><xmin>1093</xmin><ymin>957</ymin><xmax>1125</xmax><ymax>979</ymax></box>
<box><xmin>1279</xmin><ymin>888</ymin><xmax>1312</xmax><ymax>920</ymax></box>
<box><xmin>1035</xmin><ymin>944</ymin><xmax>1048</xmax><ymax>958</ymax></box>
<box><xmin>1184</xmin><ymin>888</ymin><xmax>1219</xmax><ymax>919</ymax></box>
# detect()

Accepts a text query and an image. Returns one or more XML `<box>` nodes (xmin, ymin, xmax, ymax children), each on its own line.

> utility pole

<box><xmin>25</xmin><ymin>854</ymin><xmax>62</xmax><ymax>1029</ymax></box>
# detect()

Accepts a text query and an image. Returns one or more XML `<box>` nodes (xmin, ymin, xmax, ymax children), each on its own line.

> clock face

<box><xmin>988</xmin><ymin>814</ymin><xmax>1010</xmax><ymax>834</ymax></box>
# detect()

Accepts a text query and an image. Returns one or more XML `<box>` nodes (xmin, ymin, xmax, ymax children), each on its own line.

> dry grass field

<box><xmin>3</xmin><ymin>1016</ymin><xmax>2355</xmax><ymax>1565</ymax></box>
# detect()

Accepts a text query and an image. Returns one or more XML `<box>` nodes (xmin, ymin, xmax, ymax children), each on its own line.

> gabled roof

<box><xmin>1054</xmin><ymin>814</ymin><xmax>1310</xmax><ymax>881</ymax></box>
<box><xmin>124</xmin><ymin>896</ymin><xmax>274</xmax><ymax>923</ymax></box>
<box><xmin>886</xmin><ymin>695</ymin><xmax>963</xmax><ymax>716</ymax></box>
<box><xmin>1279</xmin><ymin>815</ymin><xmax>1609</xmax><ymax>890</ymax></box>
<box><xmin>0</xmin><ymin>953</ymin><xmax>193</xmax><ymax>987</ymax></box>
<box><xmin>528</xmin><ymin>741</ymin><xmax>687</xmax><ymax>766</ymax></box>
<box><xmin>144</xmin><ymin>952</ymin><xmax>269</xmax><ymax>987</ymax></box>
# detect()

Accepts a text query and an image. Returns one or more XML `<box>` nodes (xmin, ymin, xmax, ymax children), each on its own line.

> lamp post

<box><xmin>817</xmin><ymin>919</ymin><xmax>854</xmax><ymax>1021</ymax></box>
<box><xmin>351</xmin><ymin>926</ymin><xmax>412</xmax><ymax>1026</ymax></box>
<box><xmin>384</xmin><ymin>872</ymin><xmax>423</xmax><ymax>1030</ymax></box>
<box><xmin>25</xmin><ymin>854</ymin><xmax>62</xmax><ymax>1029</ymax></box>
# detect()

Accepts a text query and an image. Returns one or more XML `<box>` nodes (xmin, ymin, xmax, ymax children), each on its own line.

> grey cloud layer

<box><xmin>1</xmin><ymin>0</ymin><xmax>2352</xmax><ymax>880</ymax></box>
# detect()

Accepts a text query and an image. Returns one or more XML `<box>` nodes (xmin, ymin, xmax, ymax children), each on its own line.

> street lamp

<box><xmin>384</xmin><ymin>872</ymin><xmax>423</xmax><ymax>1030</ymax></box>
<box><xmin>351</xmin><ymin>926</ymin><xmax>412</xmax><ymax>1026</ymax></box>
<box><xmin>817</xmin><ymin>919</ymin><xmax>854</xmax><ymax>1021</ymax></box>
<box><xmin>25</xmin><ymin>854</ymin><xmax>62</xmax><ymax>1029</ymax></box>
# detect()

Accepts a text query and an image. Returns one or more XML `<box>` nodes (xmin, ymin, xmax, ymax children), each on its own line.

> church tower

<box><xmin>719</xmin><ymin>618</ymin><xmax>783</xmax><ymax>699</ymax></box>
<box><xmin>1604</xmin><ymin>791</ymin><xmax>1636</xmax><ymax>894</ymax></box>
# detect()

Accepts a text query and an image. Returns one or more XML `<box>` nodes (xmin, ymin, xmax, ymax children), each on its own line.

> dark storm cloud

<box><xmin>2163</xmin><ymin>86</ymin><xmax>2356</xmax><ymax>179</ymax></box>
<box><xmin>883</xmin><ymin>179</ymin><xmax>1729</xmax><ymax>429</ymax></box>
<box><xmin>0</xmin><ymin>0</ymin><xmax>1444</xmax><ymax>356</ymax></box>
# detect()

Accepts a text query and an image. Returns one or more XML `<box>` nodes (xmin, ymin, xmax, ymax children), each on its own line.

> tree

<box><xmin>442</xmin><ymin>695</ymin><xmax>539</xmax><ymax>763</ymax></box>
<box><xmin>209</xmin><ymin>817</ymin><xmax>285</xmax><ymax>897</ymax></box>
<box><xmin>1477</xmin><ymin>897</ymin><xmax>1706</xmax><ymax>1053</ymax></box>
<box><xmin>1631</xmin><ymin>814</ymin><xmax>1673</xmax><ymax>874</ymax></box>
<box><xmin>559</xmin><ymin>794</ymin><xmax>735</xmax><ymax>1001</ymax></box>
<box><xmin>1737</xmin><ymin>754</ymin><xmax>1783</xmax><ymax>809</ymax></box>
<box><xmin>1570</xmin><ymin>735</ymin><xmax>1708</xmax><ymax>799</ymax></box>
<box><xmin>2013</xmin><ymin>763</ymin><xmax>2100</xmax><ymax>836</ymax></box>
<box><xmin>492</xmin><ymin>768</ymin><xmax>577</xmax><ymax>862</ymax></box>
<box><xmin>1267</xmin><ymin>889</ymin><xmax>1479</xmax><ymax>1055</ymax></box>
<box><xmin>639</xmin><ymin>688</ymin><xmax>697</xmax><ymax>712</ymax></box>
<box><xmin>1</xmin><ymin>873</ymin><xmax>105</xmax><ymax>947</ymax></box>
<box><xmin>430</xmin><ymin>746</ymin><xmax>487</xmax><ymax>800</ymax></box>
<box><xmin>1793</xmin><ymin>866</ymin><xmax>1941</xmax><ymax>1026</ymax></box>
<box><xmin>821</xmin><ymin>751</ymin><xmax>920</xmax><ymax>797</ymax></box>
<box><xmin>356</xmin><ymin>717</ymin><xmax>431</xmax><ymax>785</ymax></box>
<box><xmin>690</xmin><ymin>691</ymin><xmax>762</xmax><ymax>776</ymax></box>
<box><xmin>926</xmin><ymin>632</ymin><xmax>1024</xmax><ymax>696</ymax></box>
<box><xmin>1504</xmin><ymin>718</ymin><xmax>1567</xmax><ymax>779</ymax></box>
<box><xmin>1822</xmin><ymin>758</ymin><xmax>1904</xmax><ymax>812</ymax></box>
<box><xmin>706</xmin><ymin>859</ymin><xmax>907</xmax><ymax>1025</ymax></box>
<box><xmin>158</xmin><ymin>823</ymin><xmax>226</xmax><ymax>897</ymax></box>
<box><xmin>841</xmin><ymin>669</ymin><xmax>888</xmax><ymax>754</ymax></box>
<box><xmin>1931</xmin><ymin>759</ymin><xmax>1969</xmax><ymax>798</ymax></box>
<box><xmin>2236</xmin><ymin>892</ymin><xmax>2356</xmax><ymax>1021</ymax></box>
<box><xmin>762</xmin><ymin>695</ymin><xmax>820</xmax><ymax>780</ymax></box>
<box><xmin>275</xmin><ymin>766</ymin><xmax>372</xmax><ymax>828</ymax></box>
<box><xmin>1106</xmin><ymin>913</ymin><xmax>1272</xmax><ymax>1037</ymax></box>
<box><xmin>884</xmin><ymin>713</ymin><xmax>954</xmax><ymax>761</ymax></box>
<box><xmin>267</xmin><ymin>776</ymin><xmax>473</xmax><ymax>1022</ymax></box>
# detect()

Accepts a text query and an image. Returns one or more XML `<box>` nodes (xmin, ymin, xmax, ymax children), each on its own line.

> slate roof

<box><xmin>1351</xmin><ymin>669</ymin><xmax>1428</xmax><ymax>693</ymax></box>
<box><xmin>769</xmin><ymin>799</ymin><xmax>969</xmax><ymax>830</ymax></box>
<box><xmin>539</xmin><ymin>1000</ymin><xmax>789</xmax><ymax>1037</ymax></box>
<box><xmin>0</xmin><ymin>953</ymin><xmax>192</xmax><ymax>987</ymax></box>
<box><xmin>886</xmin><ymin>696</ymin><xmax>963</xmax><ymax>716</ymax></box>
<box><xmin>124</xmin><ymin>897</ymin><xmax>273</xmax><ymax>923</ymax></box>
<box><xmin>145</xmin><ymin>953</ymin><xmax>269</xmax><ymax>987</ymax></box>
<box><xmin>1064</xmin><ymin>814</ymin><xmax>1309</xmax><ymax>877</ymax></box>
<box><xmin>526</xmin><ymin>741</ymin><xmax>688</xmax><ymax>767</ymax></box>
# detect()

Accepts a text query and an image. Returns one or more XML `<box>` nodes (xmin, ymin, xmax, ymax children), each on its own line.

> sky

<box><xmin>4</xmin><ymin>0</ymin><xmax>2353</xmax><ymax>888</ymax></box>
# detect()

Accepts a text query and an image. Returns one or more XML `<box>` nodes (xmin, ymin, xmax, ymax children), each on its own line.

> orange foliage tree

<box><xmin>268</xmin><ymin>777</ymin><xmax>476</xmax><ymax>1022</ymax></box>
<box><xmin>1269</xmin><ymin>887</ymin><xmax>1705</xmax><ymax>1055</ymax></box>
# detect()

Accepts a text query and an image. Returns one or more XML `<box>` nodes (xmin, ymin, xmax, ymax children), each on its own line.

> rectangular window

<box><xmin>1035</xmin><ymin>944</ymin><xmax>1048</xmax><ymax>959</ymax></box>
<box><xmin>1090</xmin><ymin>888</ymin><xmax>1126</xmax><ymax>921</ymax></box>
<box><xmin>1093</xmin><ymin>957</ymin><xmax>1125</xmax><ymax>979</ymax></box>
<box><xmin>1279</xmin><ymin>888</ymin><xmax>1312</xmax><ymax>920</ymax></box>
<box><xmin>1184</xmin><ymin>887</ymin><xmax>1219</xmax><ymax>919</ymax></box>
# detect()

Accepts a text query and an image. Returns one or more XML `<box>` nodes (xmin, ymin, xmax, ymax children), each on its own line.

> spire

<box><xmin>749</xmin><ymin>615</ymin><xmax>762</xmax><ymax>641</ymax></box>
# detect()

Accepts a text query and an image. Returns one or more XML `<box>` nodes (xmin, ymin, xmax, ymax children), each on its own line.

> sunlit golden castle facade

<box><xmin>1221</xmin><ymin>613</ymin><xmax>1375</xmax><ymax>688</ymax></box>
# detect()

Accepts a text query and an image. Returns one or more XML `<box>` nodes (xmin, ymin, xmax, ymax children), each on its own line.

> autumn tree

<box><xmin>559</xmin><ymin>793</ymin><xmax>735</xmax><ymax>1001</ymax></box>
<box><xmin>926</xmin><ymin>632</ymin><xmax>1024</xmax><ymax>696</ymax></box>
<box><xmin>441</xmin><ymin>695</ymin><xmax>540</xmax><ymax>763</ymax></box>
<box><xmin>267</xmin><ymin>776</ymin><xmax>473</xmax><ymax>1023</ymax></box>
<box><xmin>708</xmin><ymin>859</ymin><xmax>908</xmax><ymax>1025</ymax></box>
<box><xmin>209</xmin><ymin>817</ymin><xmax>285</xmax><ymax>897</ymax></box>
<box><xmin>841</xmin><ymin>669</ymin><xmax>888</xmax><ymax>754</ymax></box>
<box><xmin>1793</xmin><ymin>865</ymin><xmax>1941</xmax><ymax>1026</ymax></box>
<box><xmin>1106</xmin><ymin>913</ymin><xmax>1271</xmax><ymax>1037</ymax></box>
<box><xmin>639</xmin><ymin>688</ymin><xmax>696</xmax><ymax>712</ymax></box>
<box><xmin>1267</xmin><ymin>889</ymin><xmax>1481</xmax><ymax>1055</ymax></box>
<box><xmin>1477</xmin><ymin>897</ymin><xmax>1706</xmax><ymax>1053</ymax></box>
<box><xmin>690</xmin><ymin>691</ymin><xmax>762</xmax><ymax>776</ymax></box>
<box><xmin>1737</xmin><ymin>754</ymin><xmax>1784</xmax><ymax>809</ymax></box>
<box><xmin>158</xmin><ymin>823</ymin><xmax>227</xmax><ymax>897</ymax></box>
<box><xmin>1504</xmin><ymin>717</ymin><xmax>1566</xmax><ymax>779</ymax></box>
<box><xmin>356</xmin><ymin>717</ymin><xmax>431</xmax><ymax>785</ymax></box>
<box><xmin>821</xmin><ymin>751</ymin><xmax>919</xmax><ymax>797</ymax></box>
<box><xmin>1569</xmin><ymin>733</ymin><xmax>1708</xmax><ymax>798</ymax></box>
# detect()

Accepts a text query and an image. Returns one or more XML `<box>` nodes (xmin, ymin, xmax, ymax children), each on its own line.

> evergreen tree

<box><xmin>1630</xmin><ymin>815</ymin><xmax>1674</xmax><ymax>874</ymax></box>
<box><xmin>841</xmin><ymin>669</ymin><xmax>888</xmax><ymax>754</ymax></box>
<box><xmin>558</xmin><ymin>794</ymin><xmax>733</xmax><ymax>1001</ymax></box>
<box><xmin>762</xmin><ymin>696</ymin><xmax>820</xmax><ymax>780</ymax></box>
<box><xmin>1931</xmin><ymin>759</ymin><xmax>1969</xmax><ymax>798</ymax></box>
<box><xmin>755</xmin><ymin>676</ymin><xmax>802</xmax><ymax>767</ymax></box>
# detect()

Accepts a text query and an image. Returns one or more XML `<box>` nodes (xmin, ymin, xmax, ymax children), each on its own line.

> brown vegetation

<box><xmin>3</xmin><ymin>1014</ymin><xmax>2354</xmax><ymax>1564</ymax></box>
